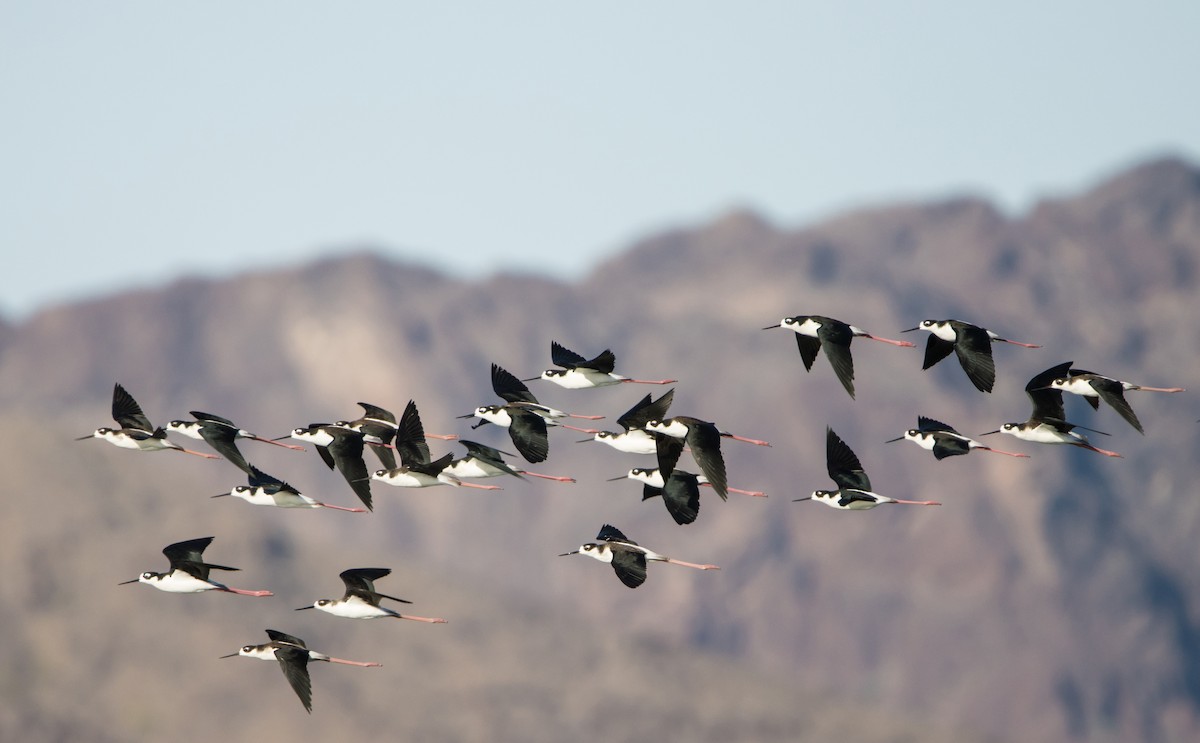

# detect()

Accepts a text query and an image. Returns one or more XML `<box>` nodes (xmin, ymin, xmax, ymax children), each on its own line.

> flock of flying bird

<box><xmin>79</xmin><ymin>320</ymin><xmax>1184</xmax><ymax>713</ymax></box>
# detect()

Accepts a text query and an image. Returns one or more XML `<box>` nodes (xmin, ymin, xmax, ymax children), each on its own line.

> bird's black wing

<box><xmin>953</xmin><ymin>325</ymin><xmax>996</xmax><ymax>393</ymax></box>
<box><xmin>826</xmin><ymin>428</ymin><xmax>871</xmax><ymax>492</ymax></box>
<box><xmin>112</xmin><ymin>383</ymin><xmax>154</xmax><ymax>432</ymax></box>
<box><xmin>686</xmin><ymin>422</ymin><xmax>727</xmax><ymax>500</ymax></box>
<box><xmin>596</xmin><ymin>524</ymin><xmax>633</xmax><ymax>544</ymax></box>
<box><xmin>793</xmin><ymin>334</ymin><xmax>822</xmax><ymax>372</ymax></box>
<box><xmin>327</xmin><ymin>431</ymin><xmax>372</xmax><ymax>511</ymax></box>
<box><xmin>920</xmin><ymin>335</ymin><xmax>956</xmax><ymax>371</ymax></box>
<box><xmin>817</xmin><ymin>323</ymin><xmax>857</xmax><ymax>399</ymax></box>
<box><xmin>394</xmin><ymin>400</ymin><xmax>432</xmax><ymax>465</ymax></box>
<box><xmin>917</xmin><ymin>416</ymin><xmax>957</xmax><ymax>434</ymax></box>
<box><xmin>661</xmin><ymin>472</ymin><xmax>701</xmax><ymax>524</ymax></box>
<box><xmin>610</xmin><ymin>549</ymin><xmax>648</xmax><ymax>589</ymax></box>
<box><xmin>930</xmin><ymin>434</ymin><xmax>970</xmax><ymax>460</ymax></box>
<box><xmin>248</xmin><ymin>465</ymin><xmax>300</xmax><ymax>495</ymax></box>
<box><xmin>837</xmin><ymin>490</ymin><xmax>879</xmax><ymax>508</ymax></box>
<box><xmin>1090</xmin><ymin>378</ymin><xmax>1144</xmax><ymax>434</ymax></box>
<box><xmin>274</xmin><ymin>646</ymin><xmax>313</xmax><ymax>713</ymax></box>
<box><xmin>356</xmin><ymin>402</ymin><xmax>397</xmax><ymax>426</ymax></box>
<box><xmin>408</xmin><ymin>452</ymin><xmax>453</xmax><ymax>477</ymax></box>
<box><xmin>617</xmin><ymin>389</ymin><xmax>674</xmax><ymax>431</ymax></box>
<box><xmin>550</xmin><ymin>341</ymin><xmax>588</xmax><ymax>369</ymax></box>
<box><xmin>266</xmin><ymin>629</ymin><xmax>307</xmax><ymax>648</ymax></box>
<box><xmin>1025</xmin><ymin>362</ymin><xmax>1073</xmax><ymax>422</ymax></box>
<box><xmin>162</xmin><ymin>537</ymin><xmax>215</xmax><ymax>567</ymax></box>
<box><xmin>654</xmin><ymin>434</ymin><xmax>684</xmax><ymax>483</ymax></box>
<box><xmin>198</xmin><ymin>424</ymin><xmax>253</xmax><ymax>474</ymax></box>
<box><xmin>339</xmin><ymin>567</ymin><xmax>390</xmax><ymax>595</ymax></box>
<box><xmin>492</xmin><ymin>364</ymin><xmax>538</xmax><ymax>404</ymax></box>
<box><xmin>580</xmin><ymin>348</ymin><xmax>617</xmax><ymax>374</ymax></box>
<box><xmin>457</xmin><ymin>440</ymin><xmax>523</xmax><ymax>478</ymax></box>
<box><xmin>507</xmin><ymin>410</ymin><xmax>549</xmax><ymax>463</ymax></box>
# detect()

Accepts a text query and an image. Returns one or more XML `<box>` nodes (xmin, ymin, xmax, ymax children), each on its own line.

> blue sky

<box><xmin>3</xmin><ymin>1</ymin><xmax>1198</xmax><ymax>317</ymax></box>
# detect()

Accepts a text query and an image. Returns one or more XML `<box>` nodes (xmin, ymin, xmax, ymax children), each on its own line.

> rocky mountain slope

<box><xmin>2</xmin><ymin>157</ymin><xmax>1198</xmax><ymax>742</ymax></box>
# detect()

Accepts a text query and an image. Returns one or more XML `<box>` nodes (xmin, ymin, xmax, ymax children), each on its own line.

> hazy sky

<box><xmin>3</xmin><ymin>2</ymin><xmax>1198</xmax><ymax>318</ymax></box>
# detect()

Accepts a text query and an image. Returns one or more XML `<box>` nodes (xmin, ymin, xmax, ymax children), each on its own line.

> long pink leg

<box><xmin>997</xmin><ymin>339</ymin><xmax>1041</xmax><ymax>348</ymax></box>
<box><xmin>568</xmin><ymin>413</ymin><xmax>606</xmax><ymax>420</ymax></box>
<box><xmin>520</xmin><ymin>471</ymin><xmax>576</xmax><ymax>483</ymax></box>
<box><xmin>862</xmin><ymin>334</ymin><xmax>916</xmax><ymax>348</ymax></box>
<box><xmin>556</xmin><ymin>423</ymin><xmax>602</xmax><ymax>434</ymax></box>
<box><xmin>620</xmin><ymin>378</ymin><xmax>678</xmax><ymax>385</ymax></box>
<box><xmin>324</xmin><ymin>657</ymin><xmax>383</xmax><ymax>668</ymax></box>
<box><xmin>979</xmin><ymin>446</ymin><xmax>1030</xmax><ymax>458</ymax></box>
<box><xmin>455</xmin><ymin>481</ymin><xmax>503</xmax><ymax>491</ymax></box>
<box><xmin>721</xmin><ymin>432</ymin><xmax>772</xmax><ymax>447</ymax></box>
<box><xmin>427</xmin><ymin>432</ymin><xmax>459</xmax><ymax>440</ymax></box>
<box><xmin>317</xmin><ymin>502</ymin><xmax>368</xmax><ymax>513</ymax></box>
<box><xmin>889</xmin><ymin>499</ymin><xmax>941</xmax><ymax>506</ymax></box>
<box><xmin>728</xmin><ymin>486</ymin><xmax>767</xmax><ymax>497</ymax></box>
<box><xmin>1079</xmin><ymin>443</ymin><xmax>1122</xmax><ymax>458</ymax></box>
<box><xmin>177</xmin><ymin>448</ymin><xmax>221</xmax><ymax>459</ymax></box>
<box><xmin>250</xmin><ymin>436</ymin><xmax>305</xmax><ymax>451</ymax></box>
<box><xmin>394</xmin><ymin>614</ymin><xmax>447</xmax><ymax>624</ymax></box>
<box><xmin>664</xmin><ymin>558</ymin><xmax>720</xmax><ymax>570</ymax></box>
<box><xmin>222</xmin><ymin>587</ymin><xmax>274</xmax><ymax>597</ymax></box>
<box><xmin>1133</xmin><ymin>385</ymin><xmax>1185</xmax><ymax>393</ymax></box>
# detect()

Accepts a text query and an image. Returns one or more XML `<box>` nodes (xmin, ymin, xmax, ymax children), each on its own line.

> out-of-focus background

<box><xmin>3</xmin><ymin>3</ymin><xmax>1200</xmax><ymax>742</ymax></box>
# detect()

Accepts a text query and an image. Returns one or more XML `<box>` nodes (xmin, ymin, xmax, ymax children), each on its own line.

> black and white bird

<box><xmin>887</xmin><ymin>416</ymin><xmax>1029</xmax><ymax>459</ymax></box>
<box><xmin>212</xmin><ymin>465</ymin><xmax>367</xmax><ymax>512</ymax></box>
<box><xmin>559</xmin><ymin>524</ymin><xmax>720</xmax><ymax>588</ymax></box>
<box><xmin>119</xmin><ymin>537</ymin><xmax>273</xmax><ymax>596</ymax></box>
<box><xmin>764</xmin><ymin>315</ymin><xmax>915</xmax><ymax>398</ymax></box>
<box><xmin>1044</xmin><ymin>368</ymin><xmax>1184</xmax><ymax>434</ymax></box>
<box><xmin>529</xmin><ymin>341</ymin><xmax>676</xmax><ymax>389</ymax></box>
<box><xmin>296</xmin><ymin>567</ymin><xmax>446</xmax><ymax>623</ymax></box>
<box><xmin>285</xmin><ymin>424</ymin><xmax>375</xmax><ymax>510</ymax></box>
<box><xmin>78</xmin><ymin>383</ymin><xmax>219</xmax><ymax>459</ymax></box>
<box><xmin>167</xmin><ymin>411</ymin><xmax>303</xmax><ymax>473</ymax></box>
<box><xmin>461</xmin><ymin>364</ymin><xmax>603</xmax><ymax>463</ymax></box>
<box><xmin>442</xmin><ymin>440</ymin><xmax>576</xmax><ymax>483</ymax></box>
<box><xmin>581</xmin><ymin>389</ymin><xmax>676</xmax><ymax>455</ymax></box>
<box><xmin>902</xmin><ymin>319</ymin><xmax>1040</xmax><ymax>393</ymax></box>
<box><xmin>221</xmin><ymin>629</ymin><xmax>382</xmax><ymax>713</ymax></box>
<box><xmin>795</xmin><ymin>428</ymin><xmax>941</xmax><ymax>509</ymax></box>
<box><xmin>982</xmin><ymin>362</ymin><xmax>1123</xmax><ymax>457</ymax></box>
<box><xmin>643</xmin><ymin>416</ymin><xmax>728</xmax><ymax>499</ymax></box>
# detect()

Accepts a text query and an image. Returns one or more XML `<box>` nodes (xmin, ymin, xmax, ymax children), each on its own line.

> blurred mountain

<box><xmin>2</xmin><ymin>156</ymin><xmax>1199</xmax><ymax>742</ymax></box>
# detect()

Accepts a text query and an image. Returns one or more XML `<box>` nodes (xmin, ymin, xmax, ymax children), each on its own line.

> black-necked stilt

<box><xmin>167</xmin><ymin>411</ymin><xmax>304</xmax><ymax>473</ymax></box>
<box><xmin>886</xmin><ymin>416</ymin><xmax>1029</xmax><ymax>459</ymax></box>
<box><xmin>794</xmin><ymin>428</ymin><xmax>941</xmax><ymax>509</ymax></box>
<box><xmin>221</xmin><ymin>629</ymin><xmax>381</xmax><ymax>713</ymax></box>
<box><xmin>443</xmin><ymin>440</ymin><xmax>576</xmax><ymax>483</ymax></box>
<box><xmin>119</xmin><ymin>537</ymin><xmax>273</xmax><ymax>596</ymax></box>
<box><xmin>528</xmin><ymin>341</ymin><xmax>676</xmax><ymax>389</ymax></box>
<box><xmin>370</xmin><ymin>452</ymin><xmax>502</xmax><ymax>490</ymax></box>
<box><xmin>901</xmin><ymin>319</ymin><xmax>1040</xmax><ymax>393</ymax></box>
<box><xmin>285</xmin><ymin>424</ymin><xmax>375</xmax><ymax>510</ymax></box>
<box><xmin>764</xmin><ymin>315</ymin><xmax>915</xmax><ymax>398</ymax></box>
<box><xmin>212</xmin><ymin>465</ymin><xmax>367</xmax><ymax>512</ymax></box>
<box><xmin>559</xmin><ymin>524</ymin><xmax>720</xmax><ymax>588</ymax></box>
<box><xmin>1044</xmin><ymin>369</ymin><xmax>1184</xmax><ymax>434</ymax></box>
<box><xmin>78</xmin><ymin>383</ymin><xmax>219</xmax><ymax>459</ymax></box>
<box><xmin>981</xmin><ymin>362</ymin><xmax>1123</xmax><ymax>457</ymax></box>
<box><xmin>580</xmin><ymin>389</ymin><xmax>675</xmax><ymax>455</ymax></box>
<box><xmin>296</xmin><ymin>568</ymin><xmax>446</xmax><ymax>623</ymax></box>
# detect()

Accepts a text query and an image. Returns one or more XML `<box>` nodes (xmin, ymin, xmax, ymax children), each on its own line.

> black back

<box><xmin>161</xmin><ymin>536</ymin><xmax>238</xmax><ymax>581</ymax></box>
<box><xmin>338</xmin><ymin>567</ymin><xmax>411</xmax><ymax>605</ymax></box>
<box><xmin>551</xmin><ymin>341</ymin><xmax>616</xmax><ymax>374</ymax></box>
<box><xmin>247</xmin><ymin>465</ymin><xmax>300</xmax><ymax>496</ymax></box>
